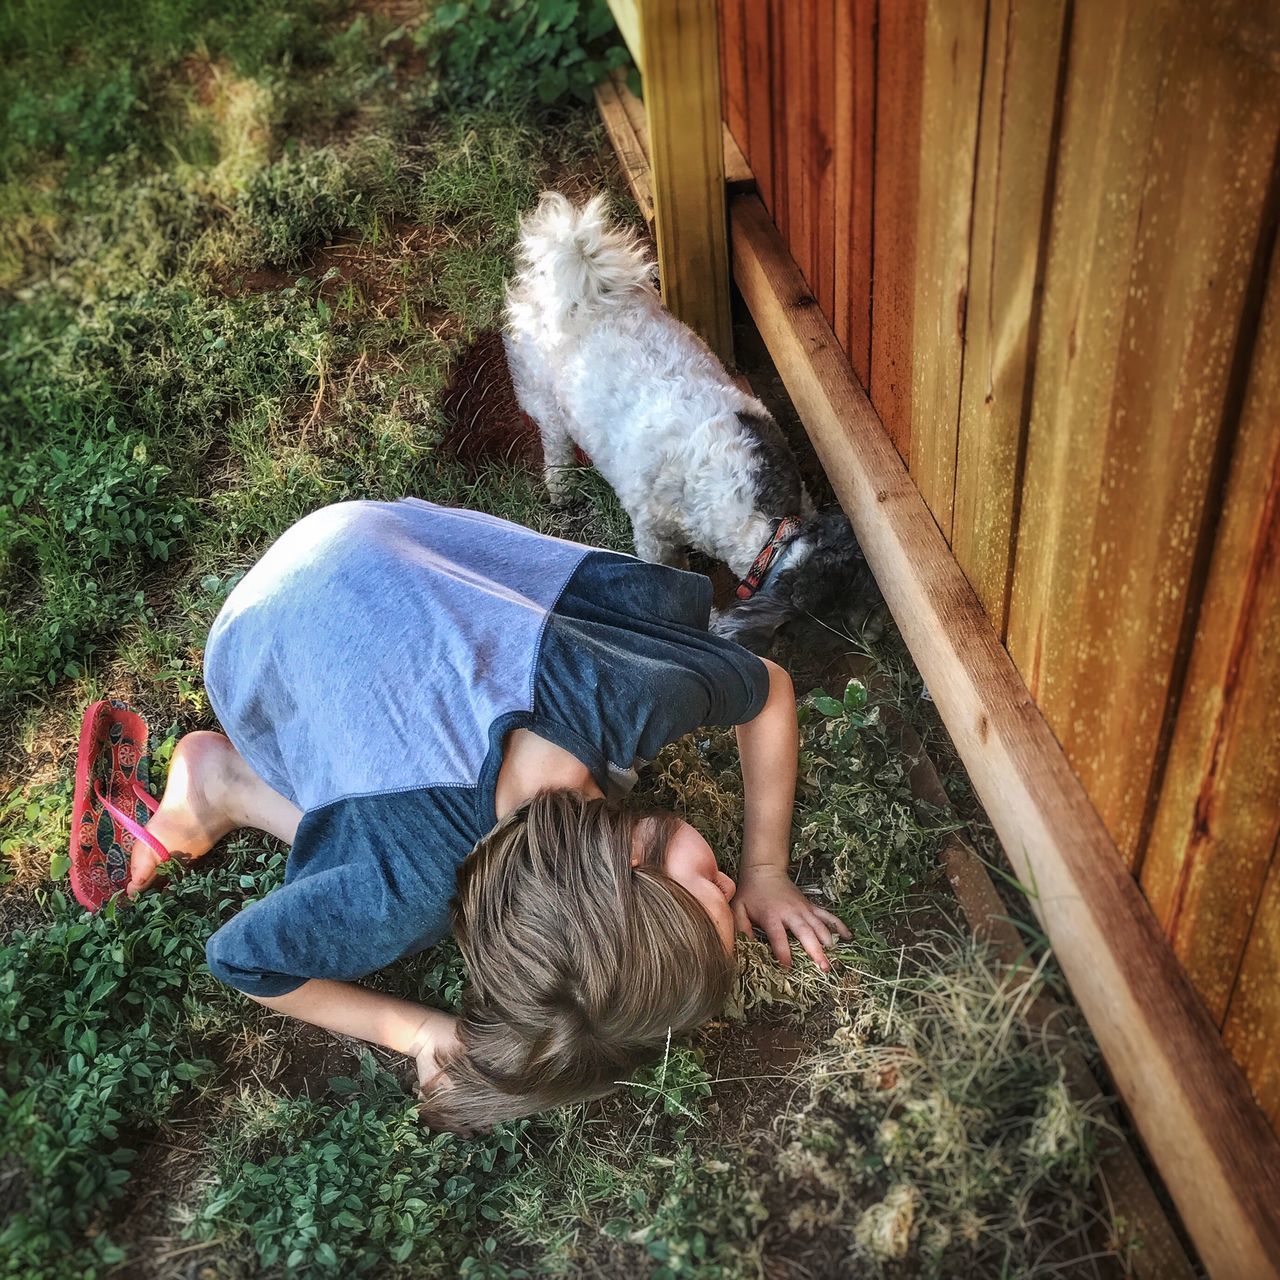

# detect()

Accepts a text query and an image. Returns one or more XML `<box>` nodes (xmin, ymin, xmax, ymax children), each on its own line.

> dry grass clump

<box><xmin>774</xmin><ymin>937</ymin><xmax>1111</xmax><ymax>1278</ymax></box>
<box><xmin>646</xmin><ymin>727</ymin><xmax>745</xmax><ymax>868</ymax></box>
<box><xmin>639</xmin><ymin>684</ymin><xmax>1119</xmax><ymax>1277</ymax></box>
<box><xmin>170</xmin><ymin>53</ymin><xmax>276</xmax><ymax>195</ymax></box>
<box><xmin>728</xmin><ymin>937</ymin><xmax>849</xmax><ymax>1020</ymax></box>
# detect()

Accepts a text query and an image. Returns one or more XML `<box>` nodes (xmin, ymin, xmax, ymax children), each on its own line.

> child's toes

<box><xmin>126</xmin><ymin>849</ymin><xmax>160</xmax><ymax>897</ymax></box>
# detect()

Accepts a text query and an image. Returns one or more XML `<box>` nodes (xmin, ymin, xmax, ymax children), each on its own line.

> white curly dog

<box><xmin>503</xmin><ymin>192</ymin><xmax>869</xmax><ymax>650</ymax></box>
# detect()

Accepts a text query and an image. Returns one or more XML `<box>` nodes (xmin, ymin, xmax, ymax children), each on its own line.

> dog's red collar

<box><xmin>735</xmin><ymin>516</ymin><xmax>804</xmax><ymax>600</ymax></box>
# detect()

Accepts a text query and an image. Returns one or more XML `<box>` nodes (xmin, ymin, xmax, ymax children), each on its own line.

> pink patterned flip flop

<box><xmin>69</xmin><ymin>700</ymin><xmax>170</xmax><ymax>911</ymax></box>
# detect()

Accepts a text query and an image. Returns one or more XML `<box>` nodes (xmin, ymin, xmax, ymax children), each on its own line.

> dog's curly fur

<box><xmin>504</xmin><ymin>192</ymin><xmax>872</xmax><ymax>650</ymax></box>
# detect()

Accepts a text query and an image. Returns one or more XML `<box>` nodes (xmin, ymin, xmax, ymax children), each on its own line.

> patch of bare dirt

<box><xmin>217</xmin><ymin>218</ymin><xmax>451</xmax><ymax>326</ymax></box>
<box><xmin>697</xmin><ymin>1008</ymin><xmax>853</xmax><ymax>1280</ymax></box>
<box><xmin>167</xmin><ymin>53</ymin><xmax>273</xmax><ymax>190</ymax></box>
<box><xmin>438</xmin><ymin>330</ymin><xmax>540</xmax><ymax>467</ymax></box>
<box><xmin>101</xmin><ymin>1119</ymin><xmax>213</xmax><ymax>1280</ymax></box>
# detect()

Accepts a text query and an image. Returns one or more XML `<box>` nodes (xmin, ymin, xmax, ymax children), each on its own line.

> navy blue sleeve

<box><xmin>532</xmin><ymin>552</ymin><xmax>770</xmax><ymax>785</ymax></box>
<box><xmin>205</xmin><ymin>787</ymin><xmax>476</xmax><ymax>996</ymax></box>
<box><xmin>205</xmin><ymin>866</ymin><xmax>414</xmax><ymax>997</ymax></box>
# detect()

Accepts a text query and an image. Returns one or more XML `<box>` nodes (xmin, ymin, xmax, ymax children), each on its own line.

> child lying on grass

<box><xmin>125</xmin><ymin>498</ymin><xmax>848</xmax><ymax>1130</ymax></box>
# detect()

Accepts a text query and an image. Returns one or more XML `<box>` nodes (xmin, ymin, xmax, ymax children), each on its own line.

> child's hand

<box><xmin>731</xmin><ymin>866</ymin><xmax>851</xmax><ymax>972</ymax></box>
<box><xmin>411</xmin><ymin>1011</ymin><xmax>464</xmax><ymax>1093</ymax></box>
<box><xmin>413</xmin><ymin>1014</ymin><xmax>488</xmax><ymax>1136</ymax></box>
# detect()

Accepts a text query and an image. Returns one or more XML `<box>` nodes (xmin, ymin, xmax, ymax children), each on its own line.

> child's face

<box><xmin>654</xmin><ymin>821</ymin><xmax>737</xmax><ymax>954</ymax></box>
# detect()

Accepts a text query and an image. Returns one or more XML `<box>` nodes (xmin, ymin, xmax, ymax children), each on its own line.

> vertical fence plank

<box><xmin>718</xmin><ymin>0</ymin><xmax>748</xmax><ymax>151</ymax></box>
<box><xmin>833</xmin><ymin>0</ymin><xmax>856</xmax><ymax>356</ymax></box>
<box><xmin>1006</xmin><ymin>0</ymin><xmax>1280</xmax><ymax>866</ymax></box>
<box><xmin>741</xmin><ymin>0</ymin><xmax>773</xmax><ymax>211</ymax></box>
<box><xmin>869</xmin><ymin>0</ymin><xmax>925</xmax><ymax>460</ymax></box>
<box><xmin>769</xmin><ymin>1</ymin><xmax>789</xmax><ymax>241</ymax></box>
<box><xmin>833</xmin><ymin>0</ymin><xmax>876</xmax><ymax>388</ymax></box>
<box><xmin>1226</xmin><ymin>848</ymin><xmax>1280</xmax><ymax>1130</ymax></box>
<box><xmin>812</xmin><ymin>0</ymin><xmax>837</xmax><ymax>322</ymax></box>
<box><xmin>1141</xmin><ymin>250</ymin><xmax>1280</xmax><ymax>1025</ymax></box>
<box><xmin>640</xmin><ymin>0</ymin><xmax>734</xmax><ymax>362</ymax></box>
<box><xmin>782</xmin><ymin>1</ymin><xmax>812</xmax><ymax>287</ymax></box>
<box><xmin>905</xmin><ymin>0</ymin><xmax>987</xmax><ymax>541</ymax></box>
<box><xmin>951</xmin><ymin>0</ymin><xmax>1068</xmax><ymax>633</ymax></box>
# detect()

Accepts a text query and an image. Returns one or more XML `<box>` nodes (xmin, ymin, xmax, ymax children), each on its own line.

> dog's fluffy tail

<box><xmin>512</xmin><ymin>192</ymin><xmax>653</xmax><ymax>331</ymax></box>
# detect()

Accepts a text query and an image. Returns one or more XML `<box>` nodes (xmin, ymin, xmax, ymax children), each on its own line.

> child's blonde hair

<box><xmin>419</xmin><ymin>789</ymin><xmax>735</xmax><ymax>1131</ymax></box>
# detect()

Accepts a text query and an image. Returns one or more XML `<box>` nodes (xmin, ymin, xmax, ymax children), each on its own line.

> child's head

<box><xmin>419</xmin><ymin>789</ymin><xmax>736</xmax><ymax>1131</ymax></box>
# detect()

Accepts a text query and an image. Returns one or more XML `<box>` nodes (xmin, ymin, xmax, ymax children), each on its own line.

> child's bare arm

<box><xmin>736</xmin><ymin>658</ymin><xmax>799</xmax><ymax>879</ymax></box>
<box><xmin>250</xmin><ymin>979</ymin><xmax>461</xmax><ymax>1088</ymax></box>
<box><xmin>733</xmin><ymin>657</ymin><xmax>850</xmax><ymax>970</ymax></box>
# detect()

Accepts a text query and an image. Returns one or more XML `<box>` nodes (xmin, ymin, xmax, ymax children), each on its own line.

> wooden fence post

<box><xmin>607</xmin><ymin>0</ymin><xmax>734</xmax><ymax>363</ymax></box>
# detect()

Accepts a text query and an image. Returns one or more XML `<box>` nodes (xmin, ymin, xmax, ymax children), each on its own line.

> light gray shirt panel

<box><xmin>204</xmin><ymin>500</ymin><xmax>591</xmax><ymax>812</ymax></box>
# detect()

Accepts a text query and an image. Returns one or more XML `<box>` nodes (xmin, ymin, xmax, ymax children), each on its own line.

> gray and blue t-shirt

<box><xmin>201</xmin><ymin>499</ymin><xmax>769</xmax><ymax>996</ymax></box>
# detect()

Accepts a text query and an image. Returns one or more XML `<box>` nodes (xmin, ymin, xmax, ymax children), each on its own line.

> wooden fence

<box><xmin>718</xmin><ymin>0</ymin><xmax>1280</xmax><ymax>1132</ymax></box>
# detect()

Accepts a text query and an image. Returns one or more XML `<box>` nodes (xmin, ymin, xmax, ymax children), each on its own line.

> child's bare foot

<box><xmin>126</xmin><ymin>732</ymin><xmax>240</xmax><ymax>897</ymax></box>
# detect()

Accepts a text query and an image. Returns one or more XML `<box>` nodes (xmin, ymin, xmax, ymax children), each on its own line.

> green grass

<box><xmin>0</xmin><ymin>3</ymin><xmax>1124</xmax><ymax>1276</ymax></box>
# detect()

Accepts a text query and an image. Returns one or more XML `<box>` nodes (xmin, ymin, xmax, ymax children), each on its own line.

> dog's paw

<box><xmin>544</xmin><ymin>469</ymin><xmax>576</xmax><ymax>507</ymax></box>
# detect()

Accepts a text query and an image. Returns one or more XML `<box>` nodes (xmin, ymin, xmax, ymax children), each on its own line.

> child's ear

<box><xmin>629</xmin><ymin>851</ymin><xmax>642</xmax><ymax>869</ymax></box>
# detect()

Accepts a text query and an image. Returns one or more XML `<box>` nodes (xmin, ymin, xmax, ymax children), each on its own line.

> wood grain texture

<box><xmin>811</xmin><ymin>0</ymin><xmax>837</xmax><ymax>323</ymax></box>
<box><xmin>768</xmin><ymin>0</ymin><xmax>788</xmax><ymax>238</ymax></box>
<box><xmin>638</xmin><ymin>0</ymin><xmax>734</xmax><ymax>361</ymax></box>
<box><xmin>594</xmin><ymin>74</ymin><xmax>656</xmax><ymax>225</ymax></box>
<box><xmin>950</xmin><ymin>0</ymin><xmax>1067</xmax><ymax>635</ymax></box>
<box><xmin>869</xmin><ymin>0</ymin><xmax>925</xmax><ymax>460</ymax></box>
<box><xmin>718</xmin><ymin>0</ymin><xmax>748</xmax><ymax>149</ymax></box>
<box><xmin>832</xmin><ymin>0</ymin><xmax>876</xmax><ymax>389</ymax></box>
<box><xmin>1005</xmin><ymin>0</ymin><xmax>1280</xmax><ymax>866</ymax></box>
<box><xmin>729</xmin><ymin>188</ymin><xmax>1280</xmax><ymax>1280</ymax></box>
<box><xmin>615</xmin><ymin>62</ymin><xmax>650</xmax><ymax>139</ymax></box>
<box><xmin>742</xmin><ymin>0</ymin><xmax>774</xmax><ymax>212</ymax></box>
<box><xmin>1142</xmin><ymin>250</ymin><xmax>1280</xmax><ymax>1026</ymax></box>
<box><xmin>782</xmin><ymin>1</ymin><xmax>809</xmax><ymax>281</ymax></box>
<box><xmin>905</xmin><ymin>0</ymin><xmax>987</xmax><ymax>542</ymax></box>
<box><xmin>1227</xmin><ymin>850</ymin><xmax>1280</xmax><ymax>1131</ymax></box>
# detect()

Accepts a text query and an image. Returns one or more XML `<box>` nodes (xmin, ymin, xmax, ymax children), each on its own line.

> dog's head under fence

<box><xmin>712</xmin><ymin>508</ymin><xmax>878</xmax><ymax>652</ymax></box>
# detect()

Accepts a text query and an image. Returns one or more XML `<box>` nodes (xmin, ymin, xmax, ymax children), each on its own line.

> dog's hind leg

<box><xmin>504</xmin><ymin>335</ymin><xmax>577</xmax><ymax>504</ymax></box>
<box><xmin>632</xmin><ymin>518</ymin><xmax>687</xmax><ymax>569</ymax></box>
<box><xmin>537</xmin><ymin>410</ymin><xmax>577</xmax><ymax>506</ymax></box>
